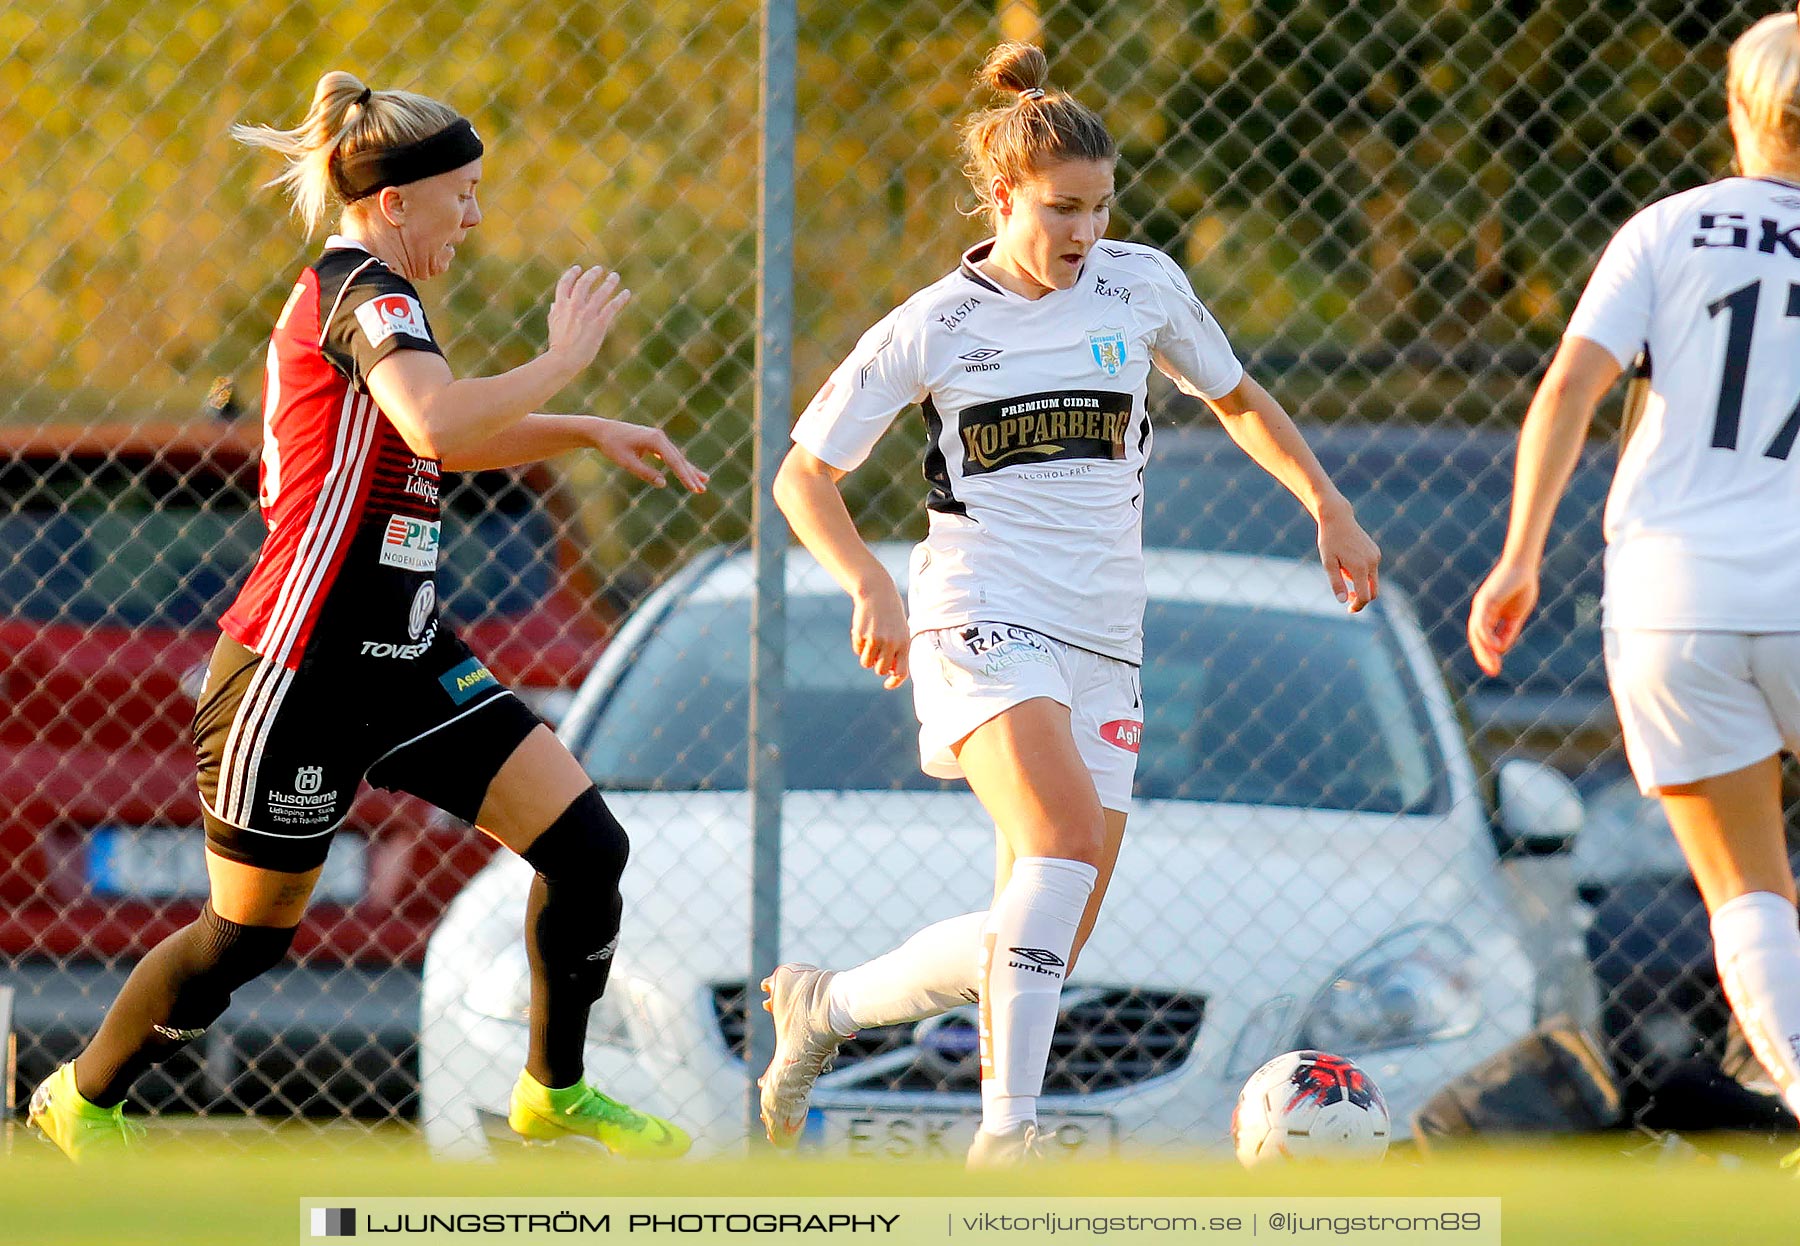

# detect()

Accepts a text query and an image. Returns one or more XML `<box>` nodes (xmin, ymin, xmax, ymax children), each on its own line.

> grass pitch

<box><xmin>0</xmin><ymin>1122</ymin><xmax>1790</xmax><ymax>1245</ymax></box>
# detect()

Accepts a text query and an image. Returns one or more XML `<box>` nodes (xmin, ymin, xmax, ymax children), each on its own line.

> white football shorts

<box><xmin>1603</xmin><ymin>628</ymin><xmax>1800</xmax><ymax>793</ymax></box>
<box><xmin>910</xmin><ymin>620</ymin><xmax>1143</xmax><ymax>811</ymax></box>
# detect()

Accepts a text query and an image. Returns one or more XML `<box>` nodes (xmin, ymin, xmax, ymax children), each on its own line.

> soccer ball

<box><xmin>1231</xmin><ymin>1050</ymin><xmax>1390</xmax><ymax>1166</ymax></box>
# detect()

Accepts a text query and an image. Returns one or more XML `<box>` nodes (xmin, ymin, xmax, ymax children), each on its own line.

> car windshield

<box><xmin>580</xmin><ymin>592</ymin><xmax>1448</xmax><ymax>814</ymax></box>
<box><xmin>0</xmin><ymin>458</ymin><xmax>557</xmax><ymax>628</ymax></box>
<box><xmin>1144</xmin><ymin>437</ymin><xmax>1612</xmax><ymax>696</ymax></box>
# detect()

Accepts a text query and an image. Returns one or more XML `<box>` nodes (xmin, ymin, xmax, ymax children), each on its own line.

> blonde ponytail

<box><xmin>231</xmin><ymin>72</ymin><xmax>461</xmax><ymax>236</ymax></box>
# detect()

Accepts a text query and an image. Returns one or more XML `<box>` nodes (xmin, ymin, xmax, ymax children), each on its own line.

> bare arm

<box><xmin>772</xmin><ymin>446</ymin><xmax>909</xmax><ymax>688</ymax></box>
<box><xmin>440</xmin><ymin>412</ymin><xmax>709</xmax><ymax>493</ymax></box>
<box><xmin>439</xmin><ymin>412</ymin><xmax>600</xmax><ymax>469</ymax></box>
<box><xmin>1468</xmin><ymin>335</ymin><xmax>1622</xmax><ymax>676</ymax></box>
<box><xmin>1206</xmin><ymin>373</ymin><xmax>1381</xmax><ymax>611</ymax></box>
<box><xmin>366</xmin><ymin>266</ymin><xmax>629</xmax><ymax>463</ymax></box>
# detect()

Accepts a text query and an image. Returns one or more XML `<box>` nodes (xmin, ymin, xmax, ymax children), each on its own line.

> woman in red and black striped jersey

<box><xmin>26</xmin><ymin>72</ymin><xmax>704</xmax><ymax>1161</ymax></box>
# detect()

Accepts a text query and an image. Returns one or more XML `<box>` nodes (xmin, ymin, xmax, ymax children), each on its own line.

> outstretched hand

<box><xmin>589</xmin><ymin>420</ymin><xmax>709</xmax><ymax>493</ymax></box>
<box><xmin>546</xmin><ymin>265</ymin><xmax>631</xmax><ymax>374</ymax></box>
<box><xmin>1317</xmin><ymin>500</ymin><xmax>1381</xmax><ymax>613</ymax></box>
<box><xmin>1468</xmin><ymin>560</ymin><xmax>1539</xmax><ymax>677</ymax></box>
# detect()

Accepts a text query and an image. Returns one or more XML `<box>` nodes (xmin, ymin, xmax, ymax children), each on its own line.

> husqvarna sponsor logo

<box><xmin>1101</xmin><ymin>719</ymin><xmax>1143</xmax><ymax>753</ymax></box>
<box><xmin>268</xmin><ymin>767</ymin><xmax>339</xmax><ymax>825</ymax></box>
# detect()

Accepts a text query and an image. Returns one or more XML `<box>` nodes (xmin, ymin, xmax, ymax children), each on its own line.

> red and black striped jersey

<box><xmin>221</xmin><ymin>239</ymin><xmax>447</xmax><ymax>670</ymax></box>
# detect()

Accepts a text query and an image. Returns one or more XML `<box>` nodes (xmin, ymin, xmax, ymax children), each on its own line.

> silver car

<box><xmin>420</xmin><ymin>546</ymin><xmax>1580</xmax><ymax>1159</ymax></box>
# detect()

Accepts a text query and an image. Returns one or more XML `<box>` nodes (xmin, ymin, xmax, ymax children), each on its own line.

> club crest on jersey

<box><xmin>354</xmin><ymin>294</ymin><xmax>432</xmax><ymax>348</ymax></box>
<box><xmin>379</xmin><ymin>515</ymin><xmax>440</xmax><ymax>572</ymax></box>
<box><xmin>1088</xmin><ymin>327</ymin><xmax>1127</xmax><ymax>378</ymax></box>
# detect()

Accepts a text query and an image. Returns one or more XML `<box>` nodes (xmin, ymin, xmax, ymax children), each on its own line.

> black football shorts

<box><xmin>192</xmin><ymin>629</ymin><xmax>542</xmax><ymax>873</ymax></box>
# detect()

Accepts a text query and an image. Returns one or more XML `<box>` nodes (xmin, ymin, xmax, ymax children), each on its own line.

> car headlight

<box><xmin>462</xmin><ymin>943</ymin><xmax>636</xmax><ymax>1052</ymax></box>
<box><xmin>1225</xmin><ymin>994</ymin><xmax>1297</xmax><ymax>1079</ymax></box>
<box><xmin>1294</xmin><ymin>924</ymin><xmax>1482</xmax><ymax>1055</ymax></box>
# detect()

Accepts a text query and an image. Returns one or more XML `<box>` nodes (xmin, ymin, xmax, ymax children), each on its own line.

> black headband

<box><xmin>336</xmin><ymin>118</ymin><xmax>484</xmax><ymax>203</ymax></box>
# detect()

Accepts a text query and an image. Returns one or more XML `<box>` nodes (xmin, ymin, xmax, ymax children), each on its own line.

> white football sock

<box><xmin>978</xmin><ymin>856</ymin><xmax>1097</xmax><ymax>1135</ymax></box>
<box><xmin>826</xmin><ymin>911</ymin><xmax>987</xmax><ymax>1035</ymax></box>
<box><xmin>1711</xmin><ymin>890</ymin><xmax>1800</xmax><ymax>1119</ymax></box>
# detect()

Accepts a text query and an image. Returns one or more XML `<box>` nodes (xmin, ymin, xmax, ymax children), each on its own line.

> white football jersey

<box><xmin>792</xmin><ymin>239</ymin><xmax>1243</xmax><ymax>662</ymax></box>
<box><xmin>1569</xmin><ymin>176</ymin><xmax>1800</xmax><ymax>630</ymax></box>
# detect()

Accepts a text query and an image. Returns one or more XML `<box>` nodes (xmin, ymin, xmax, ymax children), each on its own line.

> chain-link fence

<box><xmin>1</xmin><ymin>0</ymin><xmax>1777</xmax><ymax>1158</ymax></box>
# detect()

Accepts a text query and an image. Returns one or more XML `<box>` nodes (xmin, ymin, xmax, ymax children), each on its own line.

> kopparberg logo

<box><xmin>310</xmin><ymin>1207</ymin><xmax>356</xmax><ymax>1237</ymax></box>
<box><xmin>956</xmin><ymin>390</ymin><xmax>1131</xmax><ymax>476</ymax></box>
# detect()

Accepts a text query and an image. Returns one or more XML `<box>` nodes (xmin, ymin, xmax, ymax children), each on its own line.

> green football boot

<box><xmin>27</xmin><ymin>1063</ymin><xmax>144</xmax><ymax>1162</ymax></box>
<box><xmin>507</xmin><ymin>1070</ymin><xmax>691</xmax><ymax>1158</ymax></box>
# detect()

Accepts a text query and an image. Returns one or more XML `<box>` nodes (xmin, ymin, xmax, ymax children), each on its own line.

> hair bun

<box><xmin>976</xmin><ymin>42</ymin><xmax>1049</xmax><ymax>98</ymax></box>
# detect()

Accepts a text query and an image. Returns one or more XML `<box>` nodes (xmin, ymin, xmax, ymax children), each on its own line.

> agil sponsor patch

<box><xmin>380</xmin><ymin>515</ymin><xmax>439</xmax><ymax>571</ymax></box>
<box><xmin>1100</xmin><ymin>719</ymin><xmax>1143</xmax><ymax>753</ymax></box>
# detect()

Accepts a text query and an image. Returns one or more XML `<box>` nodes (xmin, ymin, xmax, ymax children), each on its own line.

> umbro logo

<box><xmin>959</xmin><ymin>348</ymin><xmax>1003</xmax><ymax>362</ymax></box>
<box><xmin>1100</xmin><ymin>245</ymin><xmax>1130</xmax><ymax>257</ymax></box>
<box><xmin>1008</xmin><ymin>947</ymin><xmax>1065</xmax><ymax>967</ymax></box>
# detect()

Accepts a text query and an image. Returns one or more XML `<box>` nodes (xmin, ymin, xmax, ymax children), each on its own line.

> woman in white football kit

<box><xmin>762</xmin><ymin>43</ymin><xmax>1380</xmax><ymax>1165</ymax></box>
<box><xmin>1471</xmin><ymin>12</ymin><xmax>1800</xmax><ymax>1142</ymax></box>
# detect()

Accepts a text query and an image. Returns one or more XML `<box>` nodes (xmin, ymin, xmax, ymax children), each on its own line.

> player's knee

<box><xmin>1044</xmin><ymin>825</ymin><xmax>1106</xmax><ymax>869</ymax></box>
<box><xmin>520</xmin><ymin>786</ymin><xmax>629</xmax><ymax>886</ymax></box>
<box><xmin>191</xmin><ymin>903</ymin><xmax>299</xmax><ymax>992</ymax></box>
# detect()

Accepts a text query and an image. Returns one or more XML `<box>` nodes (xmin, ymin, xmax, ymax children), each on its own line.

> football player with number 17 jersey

<box><xmin>1470</xmin><ymin>11</ymin><xmax>1800</xmax><ymax>1166</ymax></box>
